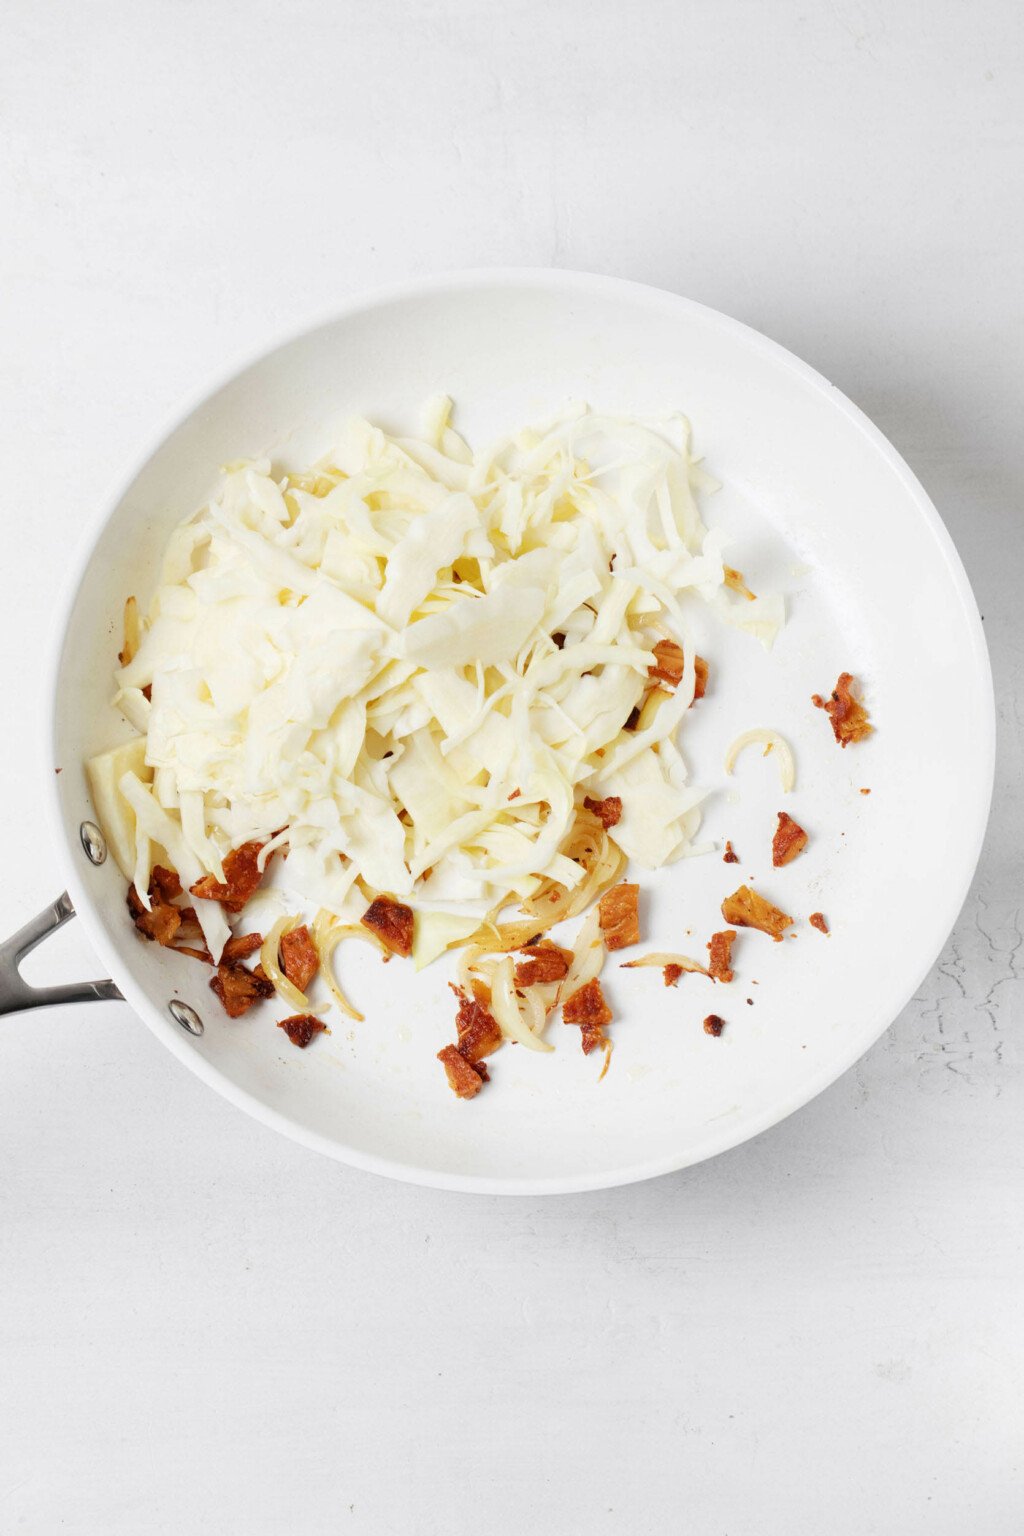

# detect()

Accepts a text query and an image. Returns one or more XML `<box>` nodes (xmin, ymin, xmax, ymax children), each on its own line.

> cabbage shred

<box><xmin>109</xmin><ymin>399</ymin><xmax>781</xmax><ymax>939</ymax></box>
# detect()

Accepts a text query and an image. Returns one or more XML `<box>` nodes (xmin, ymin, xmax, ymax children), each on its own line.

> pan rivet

<box><xmin>80</xmin><ymin>821</ymin><xmax>107</xmax><ymax>865</ymax></box>
<box><xmin>169</xmin><ymin>999</ymin><xmax>203</xmax><ymax>1036</ymax></box>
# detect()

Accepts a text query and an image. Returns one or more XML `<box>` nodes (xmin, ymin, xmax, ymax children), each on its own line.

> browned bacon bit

<box><xmin>563</xmin><ymin>978</ymin><xmax>613</xmax><ymax>1055</ymax></box>
<box><xmin>703</xmin><ymin>1014</ymin><xmax>726</xmax><ymax>1037</ymax></box>
<box><xmin>361</xmin><ymin>895</ymin><xmax>414</xmax><ymax>958</ymax></box>
<box><xmin>707</xmin><ymin>929</ymin><xmax>736</xmax><ymax>983</ymax></box>
<box><xmin>209</xmin><ymin>961</ymin><xmax>275</xmax><ymax>1019</ymax></box>
<box><xmin>279</xmin><ymin>924</ymin><xmax>319</xmax><ymax>991</ymax></box>
<box><xmin>648</xmin><ymin>638</ymin><xmax>683</xmax><ymax>686</ymax></box>
<box><xmin>723</xmin><ymin>841</ymin><xmax>739</xmax><ymax>864</ymax></box>
<box><xmin>724</xmin><ymin>566</ymin><xmax>756</xmax><ymax>601</ymax></box>
<box><xmin>507</xmin><ymin>788</ymin><xmax>521</xmax><ymax>801</ymax></box>
<box><xmin>277</xmin><ymin>1013</ymin><xmax>329</xmax><ymax>1049</ymax></box>
<box><xmin>149</xmin><ymin>866</ymin><xmax>182</xmax><ymax>903</ymax></box>
<box><xmin>772</xmin><ymin>811</ymin><xmax>808</xmax><ymax>868</ymax></box>
<box><xmin>646</xmin><ymin>639</ymin><xmax>708</xmax><ymax>699</ymax></box>
<box><xmin>514</xmin><ymin>941</ymin><xmax>572</xmax><ymax>988</ymax></box>
<box><xmin>222</xmin><ymin>931</ymin><xmax>263</xmax><ymax>963</ymax></box>
<box><xmin>721</xmin><ymin>884</ymin><xmax>793</xmax><ymax>942</ymax></box>
<box><xmin>809</xmin><ymin>911</ymin><xmax>830</xmax><ymax>935</ymax></box>
<box><xmin>860</xmin><ymin>787</ymin><xmax>871</xmax><ymax>795</ymax></box>
<box><xmin>599</xmin><ymin>883</ymin><xmax>640</xmax><ymax>951</ymax></box>
<box><xmin>583</xmin><ymin>794</ymin><xmax>623</xmax><ymax>830</ymax></box>
<box><xmin>664</xmin><ymin>963</ymin><xmax>684</xmax><ymax>987</ymax></box>
<box><xmin>438</xmin><ymin>1044</ymin><xmax>487</xmax><ymax>1099</ymax></box>
<box><xmin>127</xmin><ymin>884</ymin><xmax>182</xmax><ymax>947</ymax></box>
<box><xmin>812</xmin><ymin>672</ymin><xmax>873</xmax><ymax>747</ymax></box>
<box><xmin>190</xmin><ymin>841</ymin><xmax>269</xmax><ymax>913</ymax></box>
<box><xmin>453</xmin><ymin>990</ymin><xmax>504</xmax><ymax>1063</ymax></box>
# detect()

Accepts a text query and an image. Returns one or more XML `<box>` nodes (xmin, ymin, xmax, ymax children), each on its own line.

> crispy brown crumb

<box><xmin>723</xmin><ymin>841</ymin><xmax>739</xmax><ymax>864</ymax></box>
<box><xmin>438</xmin><ymin>1044</ymin><xmax>487</xmax><ymax>1099</ymax></box>
<box><xmin>583</xmin><ymin>794</ymin><xmax>623</xmax><ymax>830</ymax></box>
<box><xmin>664</xmin><ymin>963</ymin><xmax>684</xmax><ymax>987</ymax></box>
<box><xmin>149</xmin><ymin>866</ymin><xmax>182</xmax><ymax>903</ymax></box>
<box><xmin>278</xmin><ymin>1013</ymin><xmax>329</xmax><ymax>1048</ymax></box>
<box><xmin>191</xmin><ymin>841</ymin><xmax>270</xmax><ymax>913</ymax></box>
<box><xmin>361</xmin><ymin>895</ymin><xmax>414</xmax><ymax>957</ymax></box>
<box><xmin>599</xmin><ymin>883</ymin><xmax>640</xmax><ymax>951</ymax></box>
<box><xmin>721</xmin><ymin>884</ymin><xmax>793</xmax><ymax>941</ymax></box>
<box><xmin>812</xmin><ymin>672</ymin><xmax>873</xmax><ymax>747</ymax></box>
<box><xmin>707</xmin><ymin>929</ymin><xmax>736</xmax><ymax>983</ymax></box>
<box><xmin>514</xmin><ymin>941</ymin><xmax>572</xmax><ymax>987</ymax></box>
<box><xmin>209</xmin><ymin>962</ymin><xmax>275</xmax><ymax>1019</ymax></box>
<box><xmin>563</xmin><ymin>978</ymin><xmax>612</xmax><ymax>1055</ymax></box>
<box><xmin>647</xmin><ymin>640</ymin><xmax>708</xmax><ymax>699</ymax></box>
<box><xmin>452</xmin><ymin>989</ymin><xmax>503</xmax><ymax>1063</ymax></box>
<box><xmin>126</xmin><ymin>884</ymin><xmax>181</xmax><ymax>946</ymax></box>
<box><xmin>809</xmin><ymin>911</ymin><xmax>830</xmax><ymax>935</ymax></box>
<box><xmin>772</xmin><ymin>811</ymin><xmax>808</xmax><ymax>867</ymax></box>
<box><xmin>860</xmin><ymin>787</ymin><xmax>871</xmax><ymax>795</ymax></box>
<box><xmin>279</xmin><ymin>925</ymin><xmax>319</xmax><ymax>991</ymax></box>
<box><xmin>746</xmin><ymin>998</ymin><xmax>753</xmax><ymax>1005</ymax></box>
<box><xmin>648</xmin><ymin>638</ymin><xmax>683</xmax><ymax>685</ymax></box>
<box><xmin>703</xmin><ymin>1014</ymin><xmax>725</xmax><ymax>1037</ymax></box>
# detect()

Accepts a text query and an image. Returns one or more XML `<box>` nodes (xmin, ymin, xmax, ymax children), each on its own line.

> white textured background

<box><xmin>2</xmin><ymin>3</ymin><xmax>1021</xmax><ymax>1531</ymax></box>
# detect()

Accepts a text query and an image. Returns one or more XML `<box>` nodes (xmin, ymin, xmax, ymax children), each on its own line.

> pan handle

<box><xmin>0</xmin><ymin>891</ymin><xmax>122</xmax><ymax>1015</ymax></box>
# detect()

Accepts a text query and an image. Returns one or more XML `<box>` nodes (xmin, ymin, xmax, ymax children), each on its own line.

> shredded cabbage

<box><xmin>93</xmin><ymin>399</ymin><xmax>784</xmax><ymax>951</ymax></box>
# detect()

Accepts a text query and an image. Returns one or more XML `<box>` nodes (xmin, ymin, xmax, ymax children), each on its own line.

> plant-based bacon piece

<box><xmin>703</xmin><ymin>1014</ymin><xmax>725</xmax><ymax>1036</ymax></box>
<box><xmin>582</xmin><ymin>794</ymin><xmax>622</xmax><ymax>830</ymax></box>
<box><xmin>278</xmin><ymin>1013</ymin><xmax>329</xmax><ymax>1048</ymax></box>
<box><xmin>514</xmin><ymin>941</ymin><xmax>572</xmax><ymax>988</ymax></box>
<box><xmin>721</xmin><ymin>885</ymin><xmax>793</xmax><ymax>942</ymax></box>
<box><xmin>647</xmin><ymin>640</ymin><xmax>708</xmax><ymax>699</ymax></box>
<box><xmin>563</xmin><ymin>977</ymin><xmax>613</xmax><ymax>1055</ymax></box>
<box><xmin>598</xmin><ymin>883</ymin><xmax>640</xmax><ymax>951</ymax></box>
<box><xmin>812</xmin><ymin>672</ymin><xmax>873</xmax><ymax>747</ymax></box>
<box><xmin>279</xmin><ymin>924</ymin><xmax>320</xmax><ymax>991</ymax></box>
<box><xmin>126</xmin><ymin>884</ymin><xmax>181</xmax><ymax>946</ymax></box>
<box><xmin>772</xmin><ymin>811</ymin><xmax>808</xmax><ymax>867</ymax></box>
<box><xmin>209</xmin><ymin>961</ymin><xmax>275</xmax><ymax>1019</ymax></box>
<box><xmin>438</xmin><ymin>1044</ymin><xmax>487</xmax><ymax>1099</ymax></box>
<box><xmin>723</xmin><ymin>841</ymin><xmax>739</xmax><ymax>864</ymax></box>
<box><xmin>664</xmin><ymin>963</ymin><xmax>683</xmax><ymax>987</ymax></box>
<box><xmin>360</xmin><ymin>896</ymin><xmax>414</xmax><ymax>958</ymax></box>
<box><xmin>809</xmin><ymin>911</ymin><xmax>830</xmax><ymax>935</ymax></box>
<box><xmin>190</xmin><ymin>841</ymin><xmax>269</xmax><ymax>913</ymax></box>
<box><xmin>707</xmin><ymin>929</ymin><xmax>736</xmax><ymax>983</ymax></box>
<box><xmin>149</xmin><ymin>865</ymin><xmax>182</xmax><ymax>903</ymax></box>
<box><xmin>453</xmin><ymin>990</ymin><xmax>504</xmax><ymax>1064</ymax></box>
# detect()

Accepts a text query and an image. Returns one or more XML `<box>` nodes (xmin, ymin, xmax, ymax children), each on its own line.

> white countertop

<box><xmin>2</xmin><ymin>3</ymin><xmax>1021</xmax><ymax>1531</ymax></box>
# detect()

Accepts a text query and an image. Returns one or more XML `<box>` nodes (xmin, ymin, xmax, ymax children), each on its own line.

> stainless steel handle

<box><xmin>0</xmin><ymin>891</ymin><xmax>122</xmax><ymax>1015</ymax></box>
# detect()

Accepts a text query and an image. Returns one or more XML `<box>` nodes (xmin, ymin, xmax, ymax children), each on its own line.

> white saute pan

<box><xmin>8</xmin><ymin>271</ymin><xmax>993</xmax><ymax>1194</ymax></box>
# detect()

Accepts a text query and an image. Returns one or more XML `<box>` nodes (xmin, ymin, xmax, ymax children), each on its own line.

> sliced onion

<box><xmin>120</xmin><ymin>596</ymin><xmax>141</xmax><ymax>666</ymax></box>
<box><xmin>557</xmin><ymin>905</ymin><xmax>605</xmax><ymax>1007</ymax></box>
<box><xmin>490</xmin><ymin>956</ymin><xmax>553</xmax><ymax>1053</ymax></box>
<box><xmin>621</xmin><ymin>952</ymin><xmax>710</xmax><ymax>976</ymax></box>
<box><xmin>311</xmin><ymin>910</ymin><xmax>388</xmax><ymax>1022</ymax></box>
<box><xmin>723</xmin><ymin>728</ymin><xmax>796</xmax><ymax>793</ymax></box>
